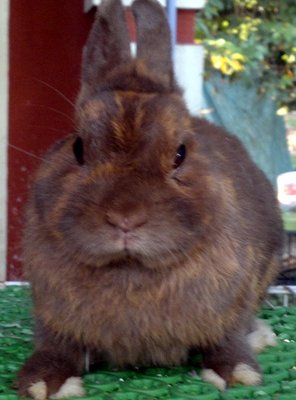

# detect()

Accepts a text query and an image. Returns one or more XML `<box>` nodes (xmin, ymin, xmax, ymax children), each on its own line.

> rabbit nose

<box><xmin>106</xmin><ymin>209</ymin><xmax>148</xmax><ymax>232</ymax></box>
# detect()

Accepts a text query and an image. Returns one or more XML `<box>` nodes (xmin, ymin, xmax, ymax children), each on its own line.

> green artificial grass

<box><xmin>1</xmin><ymin>286</ymin><xmax>296</xmax><ymax>399</ymax></box>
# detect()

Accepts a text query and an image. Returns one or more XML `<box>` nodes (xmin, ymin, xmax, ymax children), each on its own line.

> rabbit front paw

<box><xmin>17</xmin><ymin>350</ymin><xmax>85</xmax><ymax>399</ymax></box>
<box><xmin>25</xmin><ymin>377</ymin><xmax>85</xmax><ymax>400</ymax></box>
<box><xmin>201</xmin><ymin>362</ymin><xmax>261</xmax><ymax>390</ymax></box>
<box><xmin>201</xmin><ymin>332</ymin><xmax>261</xmax><ymax>390</ymax></box>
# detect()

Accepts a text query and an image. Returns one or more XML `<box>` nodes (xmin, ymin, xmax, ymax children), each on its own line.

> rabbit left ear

<box><xmin>81</xmin><ymin>0</ymin><xmax>131</xmax><ymax>95</ymax></box>
<box><xmin>132</xmin><ymin>0</ymin><xmax>174</xmax><ymax>89</ymax></box>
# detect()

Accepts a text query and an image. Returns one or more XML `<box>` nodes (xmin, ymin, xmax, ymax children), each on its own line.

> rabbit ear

<box><xmin>132</xmin><ymin>0</ymin><xmax>174</xmax><ymax>88</ymax></box>
<box><xmin>81</xmin><ymin>0</ymin><xmax>131</xmax><ymax>92</ymax></box>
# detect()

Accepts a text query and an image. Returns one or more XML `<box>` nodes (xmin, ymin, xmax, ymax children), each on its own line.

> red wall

<box><xmin>126</xmin><ymin>9</ymin><xmax>196</xmax><ymax>44</ymax></box>
<box><xmin>8</xmin><ymin>0</ymin><xmax>94</xmax><ymax>279</ymax></box>
<box><xmin>8</xmin><ymin>2</ymin><xmax>196</xmax><ymax>280</ymax></box>
<box><xmin>177</xmin><ymin>10</ymin><xmax>196</xmax><ymax>44</ymax></box>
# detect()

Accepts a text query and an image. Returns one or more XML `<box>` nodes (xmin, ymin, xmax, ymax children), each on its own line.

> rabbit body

<box><xmin>18</xmin><ymin>0</ymin><xmax>282</xmax><ymax>398</ymax></box>
<box><xmin>24</xmin><ymin>113</ymin><xmax>281</xmax><ymax>365</ymax></box>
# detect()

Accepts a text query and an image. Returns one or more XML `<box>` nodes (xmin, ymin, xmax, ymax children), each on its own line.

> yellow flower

<box><xmin>276</xmin><ymin>106</ymin><xmax>289</xmax><ymax>116</ymax></box>
<box><xmin>230</xmin><ymin>59</ymin><xmax>244</xmax><ymax>71</ymax></box>
<box><xmin>245</xmin><ymin>0</ymin><xmax>258</xmax><ymax>8</ymax></box>
<box><xmin>194</xmin><ymin>38</ymin><xmax>203</xmax><ymax>45</ymax></box>
<box><xmin>210</xmin><ymin>54</ymin><xmax>223</xmax><ymax>70</ymax></box>
<box><xmin>232</xmin><ymin>53</ymin><xmax>246</xmax><ymax>62</ymax></box>
<box><xmin>222</xmin><ymin>20</ymin><xmax>229</xmax><ymax>28</ymax></box>
<box><xmin>216</xmin><ymin>38</ymin><xmax>226</xmax><ymax>47</ymax></box>
<box><xmin>221</xmin><ymin>61</ymin><xmax>233</xmax><ymax>75</ymax></box>
<box><xmin>287</xmin><ymin>54</ymin><xmax>296</xmax><ymax>63</ymax></box>
<box><xmin>210</xmin><ymin>53</ymin><xmax>245</xmax><ymax>75</ymax></box>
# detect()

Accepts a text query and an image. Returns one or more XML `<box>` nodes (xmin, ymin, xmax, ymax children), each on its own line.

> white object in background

<box><xmin>0</xmin><ymin>0</ymin><xmax>9</xmax><ymax>283</ymax></box>
<box><xmin>277</xmin><ymin>171</ymin><xmax>296</xmax><ymax>206</ymax></box>
<box><xmin>268</xmin><ymin>285</ymin><xmax>296</xmax><ymax>307</ymax></box>
<box><xmin>175</xmin><ymin>44</ymin><xmax>204</xmax><ymax>115</ymax></box>
<box><xmin>84</xmin><ymin>0</ymin><xmax>207</xmax><ymax>12</ymax></box>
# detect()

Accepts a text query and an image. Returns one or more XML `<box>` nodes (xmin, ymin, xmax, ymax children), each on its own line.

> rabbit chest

<box><xmin>33</xmin><ymin>261</ymin><xmax>239</xmax><ymax>366</ymax></box>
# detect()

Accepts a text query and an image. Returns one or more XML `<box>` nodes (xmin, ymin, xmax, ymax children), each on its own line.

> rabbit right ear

<box><xmin>81</xmin><ymin>0</ymin><xmax>131</xmax><ymax>94</ymax></box>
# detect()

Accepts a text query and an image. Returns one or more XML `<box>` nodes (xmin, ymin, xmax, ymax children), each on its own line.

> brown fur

<box><xmin>18</xmin><ymin>0</ymin><xmax>283</xmax><ymax>397</ymax></box>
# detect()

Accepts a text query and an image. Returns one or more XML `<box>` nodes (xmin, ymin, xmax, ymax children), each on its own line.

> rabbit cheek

<box><xmin>174</xmin><ymin>199</ymin><xmax>203</xmax><ymax>235</ymax></box>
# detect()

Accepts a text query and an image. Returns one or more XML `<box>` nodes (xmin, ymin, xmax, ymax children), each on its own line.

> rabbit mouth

<box><xmin>98</xmin><ymin>227</ymin><xmax>187</xmax><ymax>268</ymax></box>
<box><xmin>67</xmin><ymin>220</ymin><xmax>191</xmax><ymax>268</ymax></box>
<box><xmin>110</xmin><ymin>230</ymin><xmax>147</xmax><ymax>256</ymax></box>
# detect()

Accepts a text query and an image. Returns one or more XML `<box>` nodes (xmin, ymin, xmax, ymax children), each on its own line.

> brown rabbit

<box><xmin>17</xmin><ymin>0</ymin><xmax>282</xmax><ymax>398</ymax></box>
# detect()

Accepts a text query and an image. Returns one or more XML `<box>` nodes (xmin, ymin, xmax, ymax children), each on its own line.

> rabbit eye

<box><xmin>73</xmin><ymin>136</ymin><xmax>84</xmax><ymax>165</ymax></box>
<box><xmin>173</xmin><ymin>144</ymin><xmax>186</xmax><ymax>168</ymax></box>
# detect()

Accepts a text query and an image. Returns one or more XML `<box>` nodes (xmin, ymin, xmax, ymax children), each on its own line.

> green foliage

<box><xmin>196</xmin><ymin>0</ymin><xmax>296</xmax><ymax>112</ymax></box>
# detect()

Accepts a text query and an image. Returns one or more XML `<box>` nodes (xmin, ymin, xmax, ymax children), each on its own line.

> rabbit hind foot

<box><xmin>247</xmin><ymin>318</ymin><xmax>277</xmax><ymax>353</ymax></box>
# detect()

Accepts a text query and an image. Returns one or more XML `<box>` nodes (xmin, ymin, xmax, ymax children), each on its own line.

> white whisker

<box><xmin>26</xmin><ymin>124</ymin><xmax>69</xmax><ymax>135</ymax></box>
<box><xmin>31</xmin><ymin>77</ymin><xmax>76</xmax><ymax>108</ymax></box>
<box><xmin>9</xmin><ymin>144</ymin><xmax>51</xmax><ymax>164</ymax></box>
<box><xmin>26</xmin><ymin>103</ymin><xmax>75</xmax><ymax>124</ymax></box>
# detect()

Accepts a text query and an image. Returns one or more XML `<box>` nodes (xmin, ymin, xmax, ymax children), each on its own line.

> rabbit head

<box><xmin>30</xmin><ymin>0</ymin><xmax>223</xmax><ymax>272</ymax></box>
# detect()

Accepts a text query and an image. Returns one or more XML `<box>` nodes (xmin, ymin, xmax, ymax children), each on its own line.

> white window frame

<box><xmin>84</xmin><ymin>0</ymin><xmax>206</xmax><ymax>13</ymax></box>
<box><xmin>0</xmin><ymin>0</ymin><xmax>9</xmax><ymax>282</ymax></box>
